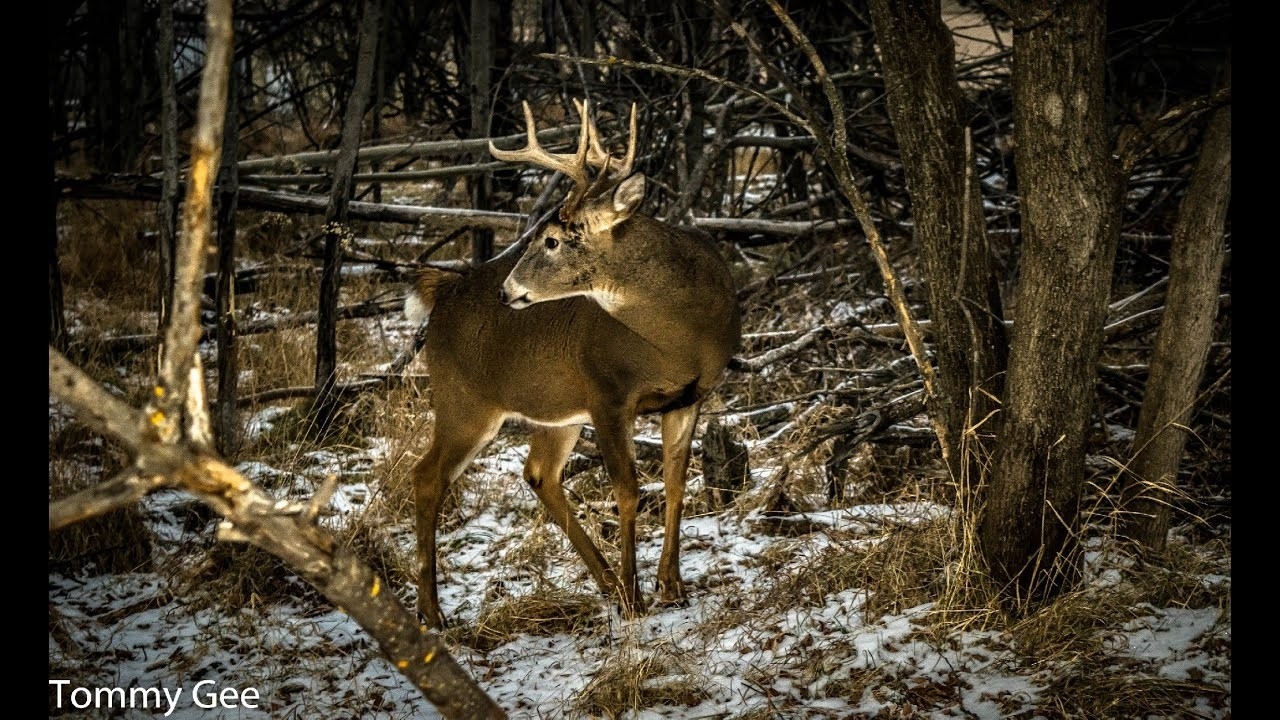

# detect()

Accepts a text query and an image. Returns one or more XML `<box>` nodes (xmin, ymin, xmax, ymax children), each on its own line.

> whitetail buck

<box><xmin>404</xmin><ymin>99</ymin><xmax>741</xmax><ymax>628</ymax></box>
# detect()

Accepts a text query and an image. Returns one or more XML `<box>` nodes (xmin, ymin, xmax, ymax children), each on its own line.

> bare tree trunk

<box><xmin>1119</xmin><ymin>66</ymin><xmax>1231</xmax><ymax>552</ymax></box>
<box><xmin>370</xmin><ymin>6</ymin><xmax>387</xmax><ymax>205</ymax></box>
<box><xmin>215</xmin><ymin>60</ymin><xmax>242</xmax><ymax>459</ymax></box>
<box><xmin>314</xmin><ymin>0</ymin><xmax>382</xmax><ymax>431</ymax></box>
<box><xmin>86</xmin><ymin>0</ymin><xmax>122</xmax><ymax>170</ymax></box>
<box><xmin>469</xmin><ymin>0</ymin><xmax>495</xmax><ymax>263</ymax></box>
<box><xmin>979</xmin><ymin>0</ymin><xmax>1124</xmax><ymax>607</ymax></box>
<box><xmin>156</xmin><ymin>0</ymin><xmax>179</xmax><ymax>333</ymax></box>
<box><xmin>119</xmin><ymin>0</ymin><xmax>146</xmax><ymax>170</ymax></box>
<box><xmin>867</xmin><ymin>0</ymin><xmax>1008</xmax><ymax>484</ymax></box>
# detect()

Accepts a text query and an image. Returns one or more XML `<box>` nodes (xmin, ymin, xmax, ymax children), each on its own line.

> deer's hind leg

<box><xmin>524</xmin><ymin>424</ymin><xmax>624</xmax><ymax>600</ymax></box>
<box><xmin>657</xmin><ymin>402</ymin><xmax>699</xmax><ymax>605</ymax></box>
<box><xmin>413</xmin><ymin>404</ymin><xmax>503</xmax><ymax>628</ymax></box>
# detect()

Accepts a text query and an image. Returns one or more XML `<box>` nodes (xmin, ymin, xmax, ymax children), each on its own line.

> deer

<box><xmin>404</xmin><ymin>98</ymin><xmax>741</xmax><ymax>629</ymax></box>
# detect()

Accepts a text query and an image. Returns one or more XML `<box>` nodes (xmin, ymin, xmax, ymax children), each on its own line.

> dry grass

<box><xmin>454</xmin><ymin>590</ymin><xmax>605</xmax><ymax>651</ymax></box>
<box><xmin>48</xmin><ymin>448</ymin><xmax>154</xmax><ymax>576</ymax></box>
<box><xmin>179</xmin><ymin>542</ymin><xmax>326</xmax><ymax>612</ymax></box>
<box><xmin>1036</xmin><ymin>670</ymin><xmax>1230</xmax><ymax>719</ymax></box>
<box><xmin>336</xmin><ymin>512</ymin><xmax>418</xmax><ymax>598</ymax></box>
<box><xmin>353</xmin><ymin>384</ymin><xmax>433</xmax><ymax>521</ymax></box>
<box><xmin>58</xmin><ymin>199</ymin><xmax>158</xmax><ymax>304</ymax></box>
<box><xmin>574</xmin><ymin>642</ymin><xmax>710</xmax><ymax>719</ymax></box>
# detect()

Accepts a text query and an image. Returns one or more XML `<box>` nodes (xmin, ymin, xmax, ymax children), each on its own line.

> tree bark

<box><xmin>867</xmin><ymin>0</ymin><xmax>1008</xmax><ymax>483</ymax></box>
<box><xmin>1119</xmin><ymin>67</ymin><xmax>1231</xmax><ymax>552</ymax></box>
<box><xmin>469</xmin><ymin>0</ymin><xmax>495</xmax><ymax>263</ymax></box>
<box><xmin>313</xmin><ymin>0</ymin><xmax>382</xmax><ymax>431</ymax></box>
<box><xmin>215</xmin><ymin>60</ymin><xmax>242</xmax><ymax>459</ymax></box>
<box><xmin>979</xmin><ymin>0</ymin><xmax>1124</xmax><ymax>607</ymax></box>
<box><xmin>156</xmin><ymin>0</ymin><xmax>179</xmax><ymax>333</ymax></box>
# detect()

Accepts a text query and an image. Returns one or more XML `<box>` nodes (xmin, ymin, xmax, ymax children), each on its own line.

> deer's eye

<box><xmin>545</xmin><ymin>236</ymin><xmax>559</xmax><ymax>250</ymax></box>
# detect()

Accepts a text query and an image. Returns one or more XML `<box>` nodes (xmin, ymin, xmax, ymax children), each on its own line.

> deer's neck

<box><xmin>592</xmin><ymin>222</ymin><xmax>736</xmax><ymax>364</ymax></box>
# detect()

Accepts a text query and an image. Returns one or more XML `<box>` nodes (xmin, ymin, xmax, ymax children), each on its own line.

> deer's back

<box><xmin>423</xmin><ymin>250</ymin><xmax>721</xmax><ymax>422</ymax></box>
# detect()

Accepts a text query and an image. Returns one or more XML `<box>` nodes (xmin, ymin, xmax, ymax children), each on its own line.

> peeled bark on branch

<box><xmin>49</xmin><ymin>350</ymin><xmax>504</xmax><ymax>719</ymax></box>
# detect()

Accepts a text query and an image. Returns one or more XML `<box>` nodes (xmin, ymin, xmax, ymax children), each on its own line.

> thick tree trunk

<box><xmin>215</xmin><ymin>63</ymin><xmax>242</xmax><ymax>459</ymax></box>
<box><xmin>87</xmin><ymin>0</ymin><xmax>122</xmax><ymax>170</ymax></box>
<box><xmin>85</xmin><ymin>0</ymin><xmax>146</xmax><ymax>171</ymax></box>
<box><xmin>980</xmin><ymin>0</ymin><xmax>1124</xmax><ymax>606</ymax></box>
<box><xmin>1119</xmin><ymin>74</ymin><xmax>1231</xmax><ymax>552</ymax></box>
<box><xmin>867</xmin><ymin>0</ymin><xmax>1008</xmax><ymax>483</ymax></box>
<box><xmin>314</xmin><ymin>0</ymin><xmax>382</xmax><ymax>430</ymax></box>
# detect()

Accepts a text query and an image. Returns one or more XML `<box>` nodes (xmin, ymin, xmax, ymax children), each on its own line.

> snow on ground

<box><xmin>49</xmin><ymin>418</ymin><xmax>1231</xmax><ymax>719</ymax></box>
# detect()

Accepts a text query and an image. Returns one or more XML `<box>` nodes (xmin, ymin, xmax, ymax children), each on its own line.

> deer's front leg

<box><xmin>412</xmin><ymin>408</ymin><xmax>502</xmax><ymax>628</ymax></box>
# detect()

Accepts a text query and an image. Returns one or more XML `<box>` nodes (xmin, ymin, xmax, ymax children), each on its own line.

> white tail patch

<box><xmin>404</xmin><ymin>290</ymin><xmax>431</xmax><ymax>324</ymax></box>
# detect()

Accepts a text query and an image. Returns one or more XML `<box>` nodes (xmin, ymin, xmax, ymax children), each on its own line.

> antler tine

<box><xmin>488</xmin><ymin>100</ymin><xmax>591</xmax><ymax>191</ymax></box>
<box><xmin>619</xmin><ymin>102</ymin><xmax>638</xmax><ymax>179</ymax></box>
<box><xmin>573</xmin><ymin>98</ymin><xmax>611</xmax><ymax>169</ymax></box>
<box><xmin>574</xmin><ymin>99</ymin><xmax>638</xmax><ymax>180</ymax></box>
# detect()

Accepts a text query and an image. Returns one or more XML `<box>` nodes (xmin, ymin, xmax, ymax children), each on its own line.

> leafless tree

<box><xmin>49</xmin><ymin>2</ymin><xmax>503</xmax><ymax>716</ymax></box>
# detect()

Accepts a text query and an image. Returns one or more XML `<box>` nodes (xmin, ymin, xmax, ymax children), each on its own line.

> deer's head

<box><xmin>490</xmin><ymin>100</ymin><xmax>644</xmax><ymax>311</ymax></box>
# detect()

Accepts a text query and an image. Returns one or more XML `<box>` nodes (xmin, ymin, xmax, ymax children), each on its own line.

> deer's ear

<box><xmin>583</xmin><ymin>173</ymin><xmax>646</xmax><ymax>235</ymax></box>
<box><xmin>611</xmin><ymin>173</ymin><xmax>646</xmax><ymax>220</ymax></box>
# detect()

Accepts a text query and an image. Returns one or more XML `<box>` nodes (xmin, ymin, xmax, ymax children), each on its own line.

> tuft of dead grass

<box><xmin>746</xmin><ymin>518</ymin><xmax>967</xmax><ymax>621</ymax></box>
<box><xmin>335</xmin><ymin>515</ymin><xmax>417</xmax><ymax>600</ymax></box>
<box><xmin>179</xmin><ymin>542</ymin><xmax>325</xmax><ymax>612</ymax></box>
<box><xmin>58</xmin><ymin>199</ymin><xmax>158</xmax><ymax>301</ymax></box>
<box><xmin>1034</xmin><ymin>655</ymin><xmax>1231</xmax><ymax>719</ymax></box>
<box><xmin>574</xmin><ymin>643</ymin><xmax>710</xmax><ymax>719</ymax></box>
<box><xmin>48</xmin><ymin>507</ymin><xmax>154</xmax><ymax>577</ymax></box>
<box><xmin>48</xmin><ymin>458</ymin><xmax>154</xmax><ymax>576</ymax></box>
<box><xmin>453</xmin><ymin>590</ymin><xmax>605</xmax><ymax>651</ymax></box>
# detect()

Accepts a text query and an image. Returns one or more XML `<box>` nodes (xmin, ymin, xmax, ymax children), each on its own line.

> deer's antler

<box><xmin>490</xmin><ymin>99</ymin><xmax>639</xmax><ymax>220</ymax></box>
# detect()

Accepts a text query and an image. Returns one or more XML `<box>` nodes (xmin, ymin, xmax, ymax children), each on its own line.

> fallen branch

<box><xmin>61</xmin><ymin>174</ymin><xmax>855</xmax><ymax>242</ymax></box>
<box><xmin>73</xmin><ymin>296</ymin><xmax>410</xmax><ymax>359</ymax></box>
<box><xmin>57</xmin><ymin>174</ymin><xmax>524</xmax><ymax>230</ymax></box>
<box><xmin>234</xmin><ymin>126</ymin><xmax>581</xmax><ymax>173</ymax></box>
<box><xmin>241</xmin><ymin>160</ymin><xmax>509</xmax><ymax>186</ymax></box>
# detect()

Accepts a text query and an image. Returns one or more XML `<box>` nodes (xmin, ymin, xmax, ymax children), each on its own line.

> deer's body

<box><xmin>408</xmin><ymin>101</ymin><xmax>740</xmax><ymax>627</ymax></box>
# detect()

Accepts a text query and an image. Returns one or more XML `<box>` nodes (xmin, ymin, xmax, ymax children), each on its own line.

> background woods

<box><xmin>50</xmin><ymin>1</ymin><xmax>1230</xmax><ymax>718</ymax></box>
